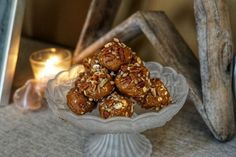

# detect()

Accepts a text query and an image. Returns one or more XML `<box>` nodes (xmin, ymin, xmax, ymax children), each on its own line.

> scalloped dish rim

<box><xmin>46</xmin><ymin>62</ymin><xmax>189</xmax><ymax>127</ymax></box>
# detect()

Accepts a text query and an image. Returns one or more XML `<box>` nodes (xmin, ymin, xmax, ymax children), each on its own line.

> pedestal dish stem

<box><xmin>84</xmin><ymin>133</ymin><xmax>152</xmax><ymax>157</ymax></box>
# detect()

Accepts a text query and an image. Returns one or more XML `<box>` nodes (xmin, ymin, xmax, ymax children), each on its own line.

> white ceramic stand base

<box><xmin>84</xmin><ymin>133</ymin><xmax>152</xmax><ymax>157</ymax></box>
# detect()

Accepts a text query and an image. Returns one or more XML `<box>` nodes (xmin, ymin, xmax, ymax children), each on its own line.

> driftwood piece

<box><xmin>73</xmin><ymin>0</ymin><xmax>121</xmax><ymax>63</ymax></box>
<box><xmin>73</xmin><ymin>10</ymin><xmax>235</xmax><ymax>141</ymax></box>
<box><xmin>194</xmin><ymin>0</ymin><xmax>235</xmax><ymax>141</ymax></box>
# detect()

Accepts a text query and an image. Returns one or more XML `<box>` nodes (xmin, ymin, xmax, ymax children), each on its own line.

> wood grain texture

<box><xmin>194</xmin><ymin>0</ymin><xmax>235</xmax><ymax>141</ymax></box>
<box><xmin>73</xmin><ymin>0</ymin><xmax>121</xmax><ymax>63</ymax></box>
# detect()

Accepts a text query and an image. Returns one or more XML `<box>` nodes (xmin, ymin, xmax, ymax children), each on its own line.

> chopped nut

<box><xmin>92</xmin><ymin>64</ymin><xmax>100</xmax><ymax>69</ymax></box>
<box><xmin>97</xmin><ymin>86</ymin><xmax>101</xmax><ymax>93</ymax></box>
<box><xmin>121</xmin><ymin>100</ymin><xmax>128</xmax><ymax>107</ymax></box>
<box><xmin>143</xmin><ymin>86</ymin><xmax>148</xmax><ymax>92</ymax></box>
<box><xmin>106</xmin><ymin>108</ymin><xmax>111</xmax><ymax>112</ymax></box>
<box><xmin>158</xmin><ymin>97</ymin><xmax>163</xmax><ymax>102</ymax></box>
<box><xmin>104</xmin><ymin>42</ymin><xmax>113</xmax><ymax>48</ymax></box>
<box><xmin>137</xmin><ymin>57</ymin><xmax>142</xmax><ymax>64</ymax></box>
<box><xmin>89</xmin><ymin>98</ymin><xmax>93</xmax><ymax>101</ymax></box>
<box><xmin>151</xmin><ymin>88</ymin><xmax>157</xmax><ymax>97</ymax></box>
<box><xmin>92</xmin><ymin>85</ymin><xmax>96</xmax><ymax>92</ymax></box>
<box><xmin>159</xmin><ymin>86</ymin><xmax>165</xmax><ymax>91</ymax></box>
<box><xmin>113</xmin><ymin>102</ymin><xmax>123</xmax><ymax>109</ymax></box>
<box><xmin>122</xmin><ymin>73</ymin><xmax>128</xmax><ymax>77</ymax></box>
<box><xmin>131</xmin><ymin>106</ymin><xmax>134</xmax><ymax>113</ymax></box>
<box><xmin>88</xmin><ymin>58</ymin><xmax>91</xmax><ymax>64</ymax></box>
<box><xmin>99</xmin><ymin>78</ymin><xmax>108</xmax><ymax>87</ymax></box>
<box><xmin>121</xmin><ymin>43</ymin><xmax>126</xmax><ymax>48</ymax></box>
<box><xmin>113</xmin><ymin>38</ymin><xmax>119</xmax><ymax>42</ymax></box>
<box><xmin>148</xmin><ymin>79</ymin><xmax>151</xmax><ymax>85</ymax></box>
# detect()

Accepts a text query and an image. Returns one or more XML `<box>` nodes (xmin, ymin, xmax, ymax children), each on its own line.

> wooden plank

<box><xmin>194</xmin><ymin>0</ymin><xmax>235</xmax><ymax>141</ymax></box>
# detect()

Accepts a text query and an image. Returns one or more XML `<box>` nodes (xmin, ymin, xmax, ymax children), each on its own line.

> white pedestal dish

<box><xmin>46</xmin><ymin>62</ymin><xmax>189</xmax><ymax>157</ymax></box>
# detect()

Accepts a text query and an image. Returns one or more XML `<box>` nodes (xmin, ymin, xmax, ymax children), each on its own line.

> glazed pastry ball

<box><xmin>136</xmin><ymin>78</ymin><xmax>171</xmax><ymax>110</ymax></box>
<box><xmin>66</xmin><ymin>88</ymin><xmax>96</xmax><ymax>115</ymax></box>
<box><xmin>98</xmin><ymin>38</ymin><xmax>133</xmax><ymax>71</ymax></box>
<box><xmin>82</xmin><ymin>54</ymin><xmax>99</xmax><ymax>68</ymax></box>
<box><xmin>99</xmin><ymin>92</ymin><xmax>134</xmax><ymax>119</ymax></box>
<box><xmin>115</xmin><ymin>63</ymin><xmax>151</xmax><ymax>97</ymax></box>
<box><xmin>75</xmin><ymin>67</ymin><xmax>115</xmax><ymax>100</ymax></box>
<box><xmin>82</xmin><ymin>55</ymin><xmax>108</xmax><ymax>74</ymax></box>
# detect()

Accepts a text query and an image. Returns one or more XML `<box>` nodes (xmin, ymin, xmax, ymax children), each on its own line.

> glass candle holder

<box><xmin>14</xmin><ymin>48</ymin><xmax>71</xmax><ymax>111</ymax></box>
<box><xmin>30</xmin><ymin>48</ymin><xmax>72</xmax><ymax>87</ymax></box>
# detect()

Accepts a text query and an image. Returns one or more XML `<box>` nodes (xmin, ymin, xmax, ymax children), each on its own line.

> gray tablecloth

<box><xmin>0</xmin><ymin>102</ymin><xmax>235</xmax><ymax>157</ymax></box>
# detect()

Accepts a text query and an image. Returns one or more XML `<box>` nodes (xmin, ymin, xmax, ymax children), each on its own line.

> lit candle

<box><xmin>13</xmin><ymin>48</ymin><xmax>71</xmax><ymax>111</ymax></box>
<box><xmin>30</xmin><ymin>48</ymin><xmax>72</xmax><ymax>87</ymax></box>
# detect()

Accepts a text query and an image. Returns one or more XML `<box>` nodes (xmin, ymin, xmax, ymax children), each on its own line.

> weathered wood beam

<box><xmin>73</xmin><ymin>0</ymin><xmax>121</xmax><ymax>63</ymax></box>
<box><xmin>194</xmin><ymin>0</ymin><xmax>235</xmax><ymax>141</ymax></box>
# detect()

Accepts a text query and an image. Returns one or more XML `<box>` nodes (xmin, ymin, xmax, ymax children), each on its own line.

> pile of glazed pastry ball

<box><xmin>67</xmin><ymin>38</ymin><xmax>171</xmax><ymax>119</ymax></box>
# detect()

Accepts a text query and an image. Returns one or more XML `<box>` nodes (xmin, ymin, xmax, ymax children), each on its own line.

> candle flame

<box><xmin>37</xmin><ymin>55</ymin><xmax>64</xmax><ymax>82</ymax></box>
<box><xmin>45</xmin><ymin>56</ymin><xmax>60</xmax><ymax>66</ymax></box>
